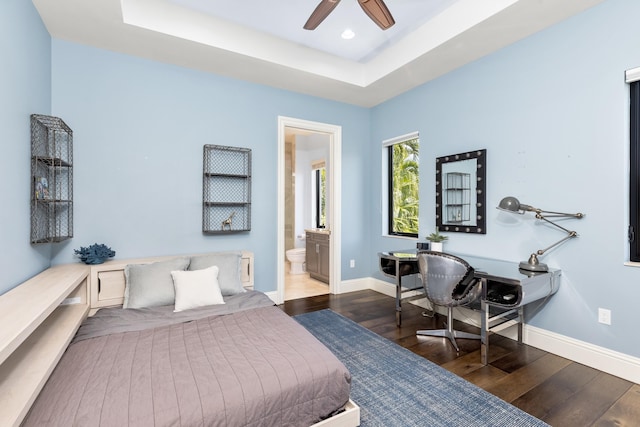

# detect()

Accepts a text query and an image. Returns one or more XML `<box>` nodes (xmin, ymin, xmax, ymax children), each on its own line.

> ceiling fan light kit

<box><xmin>304</xmin><ymin>0</ymin><xmax>395</xmax><ymax>31</ymax></box>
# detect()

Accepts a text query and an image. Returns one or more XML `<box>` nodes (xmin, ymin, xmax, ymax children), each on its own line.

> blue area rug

<box><xmin>295</xmin><ymin>309</ymin><xmax>548</xmax><ymax>427</ymax></box>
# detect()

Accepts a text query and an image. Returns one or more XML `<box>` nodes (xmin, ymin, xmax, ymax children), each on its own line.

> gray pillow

<box><xmin>123</xmin><ymin>257</ymin><xmax>190</xmax><ymax>309</ymax></box>
<box><xmin>188</xmin><ymin>251</ymin><xmax>244</xmax><ymax>296</ymax></box>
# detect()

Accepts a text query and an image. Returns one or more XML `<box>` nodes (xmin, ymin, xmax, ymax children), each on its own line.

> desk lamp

<box><xmin>497</xmin><ymin>196</ymin><xmax>584</xmax><ymax>272</ymax></box>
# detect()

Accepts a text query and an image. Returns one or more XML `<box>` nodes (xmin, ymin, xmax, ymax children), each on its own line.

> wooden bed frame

<box><xmin>0</xmin><ymin>251</ymin><xmax>359</xmax><ymax>427</ymax></box>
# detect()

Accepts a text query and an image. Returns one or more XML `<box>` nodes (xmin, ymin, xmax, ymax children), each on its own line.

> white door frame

<box><xmin>276</xmin><ymin>116</ymin><xmax>342</xmax><ymax>304</ymax></box>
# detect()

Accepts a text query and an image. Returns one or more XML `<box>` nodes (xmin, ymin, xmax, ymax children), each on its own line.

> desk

<box><xmin>378</xmin><ymin>250</ymin><xmax>561</xmax><ymax>364</ymax></box>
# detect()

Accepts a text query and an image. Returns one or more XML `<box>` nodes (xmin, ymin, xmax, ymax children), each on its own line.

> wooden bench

<box><xmin>0</xmin><ymin>263</ymin><xmax>90</xmax><ymax>426</ymax></box>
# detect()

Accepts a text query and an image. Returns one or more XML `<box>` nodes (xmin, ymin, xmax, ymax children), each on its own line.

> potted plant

<box><xmin>426</xmin><ymin>227</ymin><xmax>448</xmax><ymax>252</ymax></box>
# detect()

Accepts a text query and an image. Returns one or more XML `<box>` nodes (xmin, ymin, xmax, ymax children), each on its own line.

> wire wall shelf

<box><xmin>30</xmin><ymin>114</ymin><xmax>73</xmax><ymax>244</ymax></box>
<box><xmin>202</xmin><ymin>145</ymin><xmax>252</xmax><ymax>233</ymax></box>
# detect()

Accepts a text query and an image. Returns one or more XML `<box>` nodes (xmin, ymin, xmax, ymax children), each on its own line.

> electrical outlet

<box><xmin>349</xmin><ymin>259</ymin><xmax>355</xmax><ymax>268</ymax></box>
<box><xmin>598</xmin><ymin>308</ymin><xmax>611</xmax><ymax>325</ymax></box>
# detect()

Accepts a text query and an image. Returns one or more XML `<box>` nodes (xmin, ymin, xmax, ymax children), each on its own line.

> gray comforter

<box><xmin>73</xmin><ymin>290</ymin><xmax>277</xmax><ymax>343</ymax></box>
<box><xmin>24</xmin><ymin>292</ymin><xmax>351</xmax><ymax>426</ymax></box>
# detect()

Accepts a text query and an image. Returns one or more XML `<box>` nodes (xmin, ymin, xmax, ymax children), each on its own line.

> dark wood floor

<box><xmin>282</xmin><ymin>290</ymin><xmax>640</xmax><ymax>427</ymax></box>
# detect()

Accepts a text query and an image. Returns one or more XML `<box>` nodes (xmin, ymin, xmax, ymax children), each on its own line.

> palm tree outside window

<box><xmin>387</xmin><ymin>136</ymin><xmax>419</xmax><ymax>237</ymax></box>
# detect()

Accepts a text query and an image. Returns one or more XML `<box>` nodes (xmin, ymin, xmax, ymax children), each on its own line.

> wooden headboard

<box><xmin>89</xmin><ymin>251</ymin><xmax>254</xmax><ymax>310</ymax></box>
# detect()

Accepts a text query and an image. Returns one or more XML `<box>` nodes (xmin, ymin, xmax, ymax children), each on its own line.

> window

<box><xmin>629</xmin><ymin>67</ymin><xmax>640</xmax><ymax>261</ymax></box>
<box><xmin>384</xmin><ymin>133</ymin><xmax>419</xmax><ymax>237</ymax></box>
<box><xmin>312</xmin><ymin>161</ymin><xmax>326</xmax><ymax>229</ymax></box>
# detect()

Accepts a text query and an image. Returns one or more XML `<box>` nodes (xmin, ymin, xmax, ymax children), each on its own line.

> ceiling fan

<box><xmin>304</xmin><ymin>0</ymin><xmax>395</xmax><ymax>31</ymax></box>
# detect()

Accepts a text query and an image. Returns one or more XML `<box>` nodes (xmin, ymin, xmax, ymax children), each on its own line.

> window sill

<box><xmin>624</xmin><ymin>261</ymin><xmax>640</xmax><ymax>268</ymax></box>
<box><xmin>383</xmin><ymin>234</ymin><xmax>418</xmax><ymax>241</ymax></box>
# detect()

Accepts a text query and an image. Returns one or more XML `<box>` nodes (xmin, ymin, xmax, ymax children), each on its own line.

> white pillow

<box><xmin>171</xmin><ymin>266</ymin><xmax>225</xmax><ymax>312</ymax></box>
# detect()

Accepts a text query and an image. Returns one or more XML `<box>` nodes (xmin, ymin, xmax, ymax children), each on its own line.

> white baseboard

<box><xmin>368</xmin><ymin>277</ymin><xmax>424</xmax><ymax>299</ymax></box>
<box><xmin>338</xmin><ymin>277</ymin><xmax>372</xmax><ymax>294</ymax></box>
<box><xmin>337</xmin><ymin>277</ymin><xmax>640</xmax><ymax>384</ymax></box>
<box><xmin>524</xmin><ymin>325</ymin><xmax>640</xmax><ymax>384</ymax></box>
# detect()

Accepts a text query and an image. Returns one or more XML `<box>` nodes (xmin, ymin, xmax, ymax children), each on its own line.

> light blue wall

<box><xmin>50</xmin><ymin>40</ymin><xmax>371</xmax><ymax>291</ymax></box>
<box><xmin>371</xmin><ymin>0</ymin><xmax>640</xmax><ymax>357</ymax></box>
<box><xmin>4</xmin><ymin>0</ymin><xmax>639</xmax><ymax>360</ymax></box>
<box><xmin>0</xmin><ymin>1</ymin><xmax>52</xmax><ymax>295</ymax></box>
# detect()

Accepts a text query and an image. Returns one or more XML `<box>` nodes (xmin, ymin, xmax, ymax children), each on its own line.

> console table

<box><xmin>378</xmin><ymin>250</ymin><xmax>561</xmax><ymax>364</ymax></box>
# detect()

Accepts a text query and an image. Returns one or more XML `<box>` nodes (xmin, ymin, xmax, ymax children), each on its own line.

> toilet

<box><xmin>286</xmin><ymin>248</ymin><xmax>306</xmax><ymax>274</ymax></box>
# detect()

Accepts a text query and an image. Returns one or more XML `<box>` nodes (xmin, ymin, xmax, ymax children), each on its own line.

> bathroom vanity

<box><xmin>305</xmin><ymin>229</ymin><xmax>330</xmax><ymax>284</ymax></box>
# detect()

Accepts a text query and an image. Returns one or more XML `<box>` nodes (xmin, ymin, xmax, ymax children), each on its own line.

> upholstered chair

<box><xmin>416</xmin><ymin>251</ymin><xmax>482</xmax><ymax>352</ymax></box>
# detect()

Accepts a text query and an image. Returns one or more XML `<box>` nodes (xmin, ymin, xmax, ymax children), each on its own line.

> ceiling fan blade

<box><xmin>304</xmin><ymin>0</ymin><xmax>341</xmax><ymax>30</ymax></box>
<box><xmin>358</xmin><ymin>0</ymin><xmax>395</xmax><ymax>30</ymax></box>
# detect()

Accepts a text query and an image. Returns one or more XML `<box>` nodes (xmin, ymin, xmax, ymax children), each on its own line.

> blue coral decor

<box><xmin>74</xmin><ymin>243</ymin><xmax>116</xmax><ymax>264</ymax></box>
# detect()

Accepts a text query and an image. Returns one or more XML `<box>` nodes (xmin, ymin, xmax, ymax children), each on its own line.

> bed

<box><xmin>5</xmin><ymin>251</ymin><xmax>357</xmax><ymax>427</ymax></box>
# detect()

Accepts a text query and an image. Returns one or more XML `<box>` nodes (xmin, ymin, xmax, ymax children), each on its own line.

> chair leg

<box><xmin>417</xmin><ymin>306</ymin><xmax>480</xmax><ymax>352</ymax></box>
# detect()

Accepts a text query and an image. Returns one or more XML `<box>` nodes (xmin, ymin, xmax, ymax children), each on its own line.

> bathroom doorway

<box><xmin>277</xmin><ymin>117</ymin><xmax>342</xmax><ymax>303</ymax></box>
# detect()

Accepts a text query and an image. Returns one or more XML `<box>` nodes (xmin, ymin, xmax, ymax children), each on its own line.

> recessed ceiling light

<box><xmin>341</xmin><ymin>29</ymin><xmax>355</xmax><ymax>40</ymax></box>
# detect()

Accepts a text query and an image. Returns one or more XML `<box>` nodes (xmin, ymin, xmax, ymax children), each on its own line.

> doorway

<box><xmin>277</xmin><ymin>117</ymin><xmax>342</xmax><ymax>304</ymax></box>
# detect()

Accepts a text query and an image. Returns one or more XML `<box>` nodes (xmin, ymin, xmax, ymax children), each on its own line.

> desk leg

<box><xmin>395</xmin><ymin>271</ymin><xmax>402</xmax><ymax>327</ymax></box>
<box><xmin>517</xmin><ymin>306</ymin><xmax>524</xmax><ymax>343</ymax></box>
<box><xmin>481</xmin><ymin>298</ymin><xmax>489</xmax><ymax>365</ymax></box>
